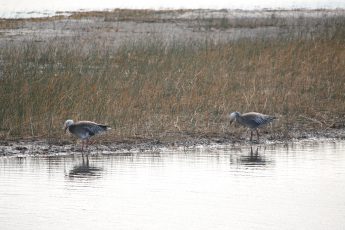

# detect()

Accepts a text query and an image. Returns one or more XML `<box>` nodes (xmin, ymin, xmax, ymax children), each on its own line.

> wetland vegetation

<box><xmin>0</xmin><ymin>9</ymin><xmax>344</xmax><ymax>146</ymax></box>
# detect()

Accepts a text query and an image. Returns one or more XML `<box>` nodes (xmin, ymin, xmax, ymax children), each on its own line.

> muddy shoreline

<box><xmin>1</xmin><ymin>128</ymin><xmax>344</xmax><ymax>156</ymax></box>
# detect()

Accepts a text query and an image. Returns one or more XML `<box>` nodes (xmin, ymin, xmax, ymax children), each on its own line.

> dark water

<box><xmin>1</xmin><ymin>141</ymin><xmax>345</xmax><ymax>230</ymax></box>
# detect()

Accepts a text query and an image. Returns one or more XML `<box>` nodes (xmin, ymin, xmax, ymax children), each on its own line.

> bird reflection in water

<box><xmin>237</xmin><ymin>146</ymin><xmax>269</xmax><ymax>167</ymax></box>
<box><xmin>68</xmin><ymin>155</ymin><xmax>103</xmax><ymax>178</ymax></box>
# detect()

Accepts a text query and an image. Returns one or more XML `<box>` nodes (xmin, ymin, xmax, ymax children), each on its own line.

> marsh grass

<box><xmin>69</xmin><ymin>9</ymin><xmax>184</xmax><ymax>22</ymax></box>
<box><xmin>0</xmin><ymin>13</ymin><xmax>344</xmax><ymax>142</ymax></box>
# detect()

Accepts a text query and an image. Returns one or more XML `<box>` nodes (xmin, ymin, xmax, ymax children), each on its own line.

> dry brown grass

<box><xmin>0</xmin><ymin>15</ymin><xmax>66</xmax><ymax>29</ymax></box>
<box><xmin>0</xmin><ymin>14</ymin><xmax>344</xmax><ymax>142</ymax></box>
<box><xmin>68</xmin><ymin>9</ymin><xmax>186</xmax><ymax>22</ymax></box>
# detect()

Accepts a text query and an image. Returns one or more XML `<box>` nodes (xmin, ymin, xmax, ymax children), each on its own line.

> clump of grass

<box><xmin>0</xmin><ymin>14</ymin><xmax>344</xmax><ymax>142</ymax></box>
<box><xmin>68</xmin><ymin>9</ymin><xmax>186</xmax><ymax>23</ymax></box>
<box><xmin>0</xmin><ymin>15</ymin><xmax>67</xmax><ymax>30</ymax></box>
<box><xmin>0</xmin><ymin>19</ymin><xmax>25</xmax><ymax>29</ymax></box>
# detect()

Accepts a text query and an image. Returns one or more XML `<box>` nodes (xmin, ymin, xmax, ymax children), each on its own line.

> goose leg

<box><xmin>86</xmin><ymin>139</ymin><xmax>89</xmax><ymax>149</ymax></box>
<box><xmin>81</xmin><ymin>140</ymin><xmax>84</xmax><ymax>151</ymax></box>
<box><xmin>256</xmin><ymin>130</ymin><xmax>260</xmax><ymax>141</ymax></box>
<box><xmin>250</xmin><ymin>130</ymin><xmax>253</xmax><ymax>141</ymax></box>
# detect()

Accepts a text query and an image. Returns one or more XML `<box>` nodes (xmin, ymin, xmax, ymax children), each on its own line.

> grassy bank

<box><xmin>0</xmin><ymin>15</ymin><xmax>344</xmax><ymax>142</ymax></box>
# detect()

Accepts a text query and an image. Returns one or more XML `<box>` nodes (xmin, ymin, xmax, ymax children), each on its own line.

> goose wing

<box><xmin>242</xmin><ymin>112</ymin><xmax>276</xmax><ymax>127</ymax></box>
<box><xmin>74</xmin><ymin>121</ymin><xmax>109</xmax><ymax>136</ymax></box>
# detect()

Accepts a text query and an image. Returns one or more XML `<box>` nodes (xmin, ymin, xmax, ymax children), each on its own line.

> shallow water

<box><xmin>1</xmin><ymin>141</ymin><xmax>345</xmax><ymax>230</ymax></box>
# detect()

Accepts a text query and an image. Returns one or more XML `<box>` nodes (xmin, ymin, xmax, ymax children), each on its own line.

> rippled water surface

<box><xmin>1</xmin><ymin>141</ymin><xmax>345</xmax><ymax>230</ymax></box>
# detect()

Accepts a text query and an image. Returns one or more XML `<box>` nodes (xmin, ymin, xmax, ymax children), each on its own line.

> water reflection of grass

<box><xmin>0</xmin><ymin>11</ymin><xmax>344</xmax><ymax>142</ymax></box>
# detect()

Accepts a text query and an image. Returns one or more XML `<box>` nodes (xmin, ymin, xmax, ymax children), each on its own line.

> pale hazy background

<box><xmin>0</xmin><ymin>0</ymin><xmax>344</xmax><ymax>18</ymax></box>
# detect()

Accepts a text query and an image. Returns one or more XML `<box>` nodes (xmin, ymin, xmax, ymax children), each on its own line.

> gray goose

<box><xmin>229</xmin><ymin>112</ymin><xmax>276</xmax><ymax>141</ymax></box>
<box><xmin>64</xmin><ymin>120</ymin><xmax>111</xmax><ymax>151</ymax></box>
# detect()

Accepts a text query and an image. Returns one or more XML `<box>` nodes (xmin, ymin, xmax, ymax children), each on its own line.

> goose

<box><xmin>229</xmin><ymin>112</ymin><xmax>276</xmax><ymax>141</ymax></box>
<box><xmin>64</xmin><ymin>120</ymin><xmax>111</xmax><ymax>151</ymax></box>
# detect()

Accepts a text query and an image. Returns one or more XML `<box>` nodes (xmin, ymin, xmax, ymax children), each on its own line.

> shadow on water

<box><xmin>236</xmin><ymin>146</ymin><xmax>271</xmax><ymax>168</ymax></box>
<box><xmin>68</xmin><ymin>154</ymin><xmax>103</xmax><ymax>179</ymax></box>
